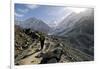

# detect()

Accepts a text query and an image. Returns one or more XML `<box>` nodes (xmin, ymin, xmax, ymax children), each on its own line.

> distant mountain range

<box><xmin>51</xmin><ymin>9</ymin><xmax>94</xmax><ymax>36</ymax></box>
<box><xmin>15</xmin><ymin>17</ymin><xmax>51</xmax><ymax>33</ymax></box>
<box><xmin>51</xmin><ymin>9</ymin><xmax>94</xmax><ymax>56</ymax></box>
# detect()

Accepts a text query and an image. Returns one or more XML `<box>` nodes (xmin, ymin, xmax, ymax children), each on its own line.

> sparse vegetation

<box><xmin>14</xmin><ymin>9</ymin><xmax>94</xmax><ymax>65</ymax></box>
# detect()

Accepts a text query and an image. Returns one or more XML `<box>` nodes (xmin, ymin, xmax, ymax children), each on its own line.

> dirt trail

<box><xmin>15</xmin><ymin>36</ymin><xmax>93</xmax><ymax>65</ymax></box>
<box><xmin>17</xmin><ymin>51</ymin><xmax>42</xmax><ymax>65</ymax></box>
<box><xmin>15</xmin><ymin>37</ymin><xmax>57</xmax><ymax>65</ymax></box>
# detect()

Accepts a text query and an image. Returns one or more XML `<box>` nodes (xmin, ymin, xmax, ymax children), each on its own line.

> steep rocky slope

<box><xmin>51</xmin><ymin>9</ymin><xmax>94</xmax><ymax>56</ymax></box>
<box><xmin>15</xmin><ymin>25</ymin><xmax>94</xmax><ymax>65</ymax></box>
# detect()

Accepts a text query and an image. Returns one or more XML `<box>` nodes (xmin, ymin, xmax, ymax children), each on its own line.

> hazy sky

<box><xmin>15</xmin><ymin>4</ymin><xmax>87</xmax><ymax>27</ymax></box>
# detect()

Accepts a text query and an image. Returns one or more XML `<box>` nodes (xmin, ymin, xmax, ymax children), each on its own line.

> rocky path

<box><xmin>15</xmin><ymin>36</ymin><xmax>93</xmax><ymax>65</ymax></box>
<box><xmin>17</xmin><ymin>51</ymin><xmax>42</xmax><ymax>65</ymax></box>
<box><xmin>15</xmin><ymin>37</ymin><xmax>59</xmax><ymax>65</ymax></box>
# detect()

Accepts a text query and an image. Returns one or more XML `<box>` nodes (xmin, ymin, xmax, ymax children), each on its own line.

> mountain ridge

<box><xmin>15</xmin><ymin>17</ymin><xmax>51</xmax><ymax>33</ymax></box>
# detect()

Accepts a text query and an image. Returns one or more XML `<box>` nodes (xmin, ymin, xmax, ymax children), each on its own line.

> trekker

<box><xmin>40</xmin><ymin>34</ymin><xmax>45</xmax><ymax>50</ymax></box>
<box><xmin>35</xmin><ymin>32</ymin><xmax>45</xmax><ymax>50</ymax></box>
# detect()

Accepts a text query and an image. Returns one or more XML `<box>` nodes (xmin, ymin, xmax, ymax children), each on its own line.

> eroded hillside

<box><xmin>15</xmin><ymin>25</ymin><xmax>93</xmax><ymax>65</ymax></box>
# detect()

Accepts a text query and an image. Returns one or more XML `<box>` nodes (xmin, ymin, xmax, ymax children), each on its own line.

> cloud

<box><xmin>47</xmin><ymin>7</ymin><xmax>72</xmax><ymax>25</ymax></box>
<box><xmin>47</xmin><ymin>7</ymin><xmax>68</xmax><ymax>16</ymax></box>
<box><xmin>17</xmin><ymin>8</ymin><xmax>28</xmax><ymax>13</ymax></box>
<box><xmin>67</xmin><ymin>7</ymin><xmax>87</xmax><ymax>13</ymax></box>
<box><xmin>15</xmin><ymin>12</ymin><xmax>24</xmax><ymax>17</ymax></box>
<box><xmin>25</xmin><ymin>4</ymin><xmax>39</xmax><ymax>10</ymax></box>
<box><xmin>15</xmin><ymin>8</ymin><xmax>29</xmax><ymax>18</ymax></box>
